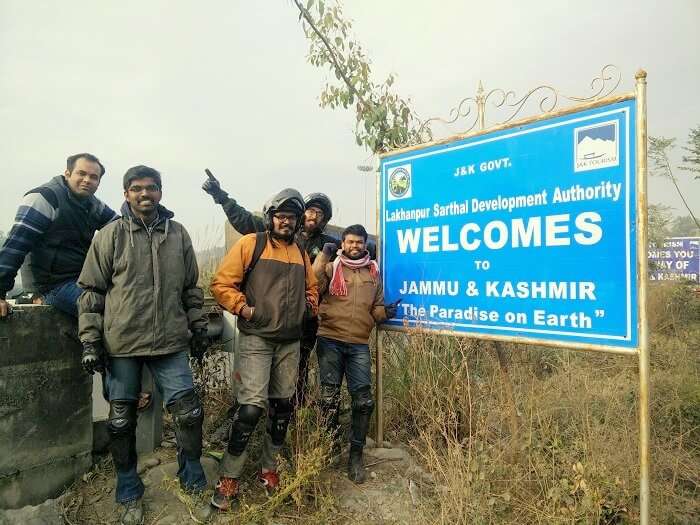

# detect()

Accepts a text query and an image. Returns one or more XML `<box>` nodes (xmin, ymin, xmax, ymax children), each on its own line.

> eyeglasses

<box><xmin>273</xmin><ymin>213</ymin><xmax>297</xmax><ymax>223</ymax></box>
<box><xmin>128</xmin><ymin>184</ymin><xmax>160</xmax><ymax>193</ymax></box>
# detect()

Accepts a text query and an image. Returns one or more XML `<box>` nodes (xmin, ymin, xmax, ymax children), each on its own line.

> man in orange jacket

<box><xmin>209</xmin><ymin>188</ymin><xmax>318</xmax><ymax>509</ymax></box>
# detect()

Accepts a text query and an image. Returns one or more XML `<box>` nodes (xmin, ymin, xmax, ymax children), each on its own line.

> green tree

<box><xmin>647</xmin><ymin>204</ymin><xmax>674</xmax><ymax>273</ymax></box>
<box><xmin>648</xmin><ymin>204</ymin><xmax>674</xmax><ymax>248</ymax></box>
<box><xmin>293</xmin><ymin>0</ymin><xmax>429</xmax><ymax>153</ymax></box>
<box><xmin>679</xmin><ymin>125</ymin><xmax>700</xmax><ymax>179</ymax></box>
<box><xmin>669</xmin><ymin>215</ymin><xmax>700</xmax><ymax>237</ymax></box>
<box><xmin>648</xmin><ymin>136</ymin><xmax>700</xmax><ymax>230</ymax></box>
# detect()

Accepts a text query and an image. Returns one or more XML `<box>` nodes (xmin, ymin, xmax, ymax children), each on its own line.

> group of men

<box><xmin>0</xmin><ymin>154</ymin><xmax>399</xmax><ymax>524</ymax></box>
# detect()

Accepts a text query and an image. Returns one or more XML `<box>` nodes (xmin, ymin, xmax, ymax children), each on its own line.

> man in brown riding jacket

<box><xmin>312</xmin><ymin>224</ymin><xmax>401</xmax><ymax>483</ymax></box>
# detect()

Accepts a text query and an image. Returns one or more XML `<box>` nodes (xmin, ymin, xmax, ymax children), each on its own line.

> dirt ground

<box><xmin>62</xmin><ymin>431</ymin><xmax>428</xmax><ymax>525</ymax></box>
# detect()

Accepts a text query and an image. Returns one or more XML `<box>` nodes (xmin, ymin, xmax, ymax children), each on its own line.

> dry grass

<box><xmin>380</xmin><ymin>281</ymin><xmax>699</xmax><ymax>524</ymax></box>
<box><xmin>191</xmin><ymin>350</ymin><xmax>338</xmax><ymax>524</ymax></box>
<box><xmin>230</xmin><ymin>401</ymin><xmax>337</xmax><ymax>523</ymax></box>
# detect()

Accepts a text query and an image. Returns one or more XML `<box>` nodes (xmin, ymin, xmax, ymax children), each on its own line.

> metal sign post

<box><xmin>635</xmin><ymin>69</ymin><xmax>650</xmax><ymax>525</ymax></box>
<box><xmin>375</xmin><ymin>157</ymin><xmax>386</xmax><ymax>447</ymax></box>
<box><xmin>374</xmin><ymin>68</ymin><xmax>651</xmax><ymax>523</ymax></box>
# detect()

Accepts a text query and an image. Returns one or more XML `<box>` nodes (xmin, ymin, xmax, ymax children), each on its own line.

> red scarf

<box><xmin>329</xmin><ymin>251</ymin><xmax>379</xmax><ymax>296</ymax></box>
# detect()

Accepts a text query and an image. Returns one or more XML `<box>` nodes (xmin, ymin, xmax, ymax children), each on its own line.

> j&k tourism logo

<box><xmin>388</xmin><ymin>164</ymin><xmax>412</xmax><ymax>201</ymax></box>
<box><xmin>574</xmin><ymin>121</ymin><xmax>619</xmax><ymax>172</ymax></box>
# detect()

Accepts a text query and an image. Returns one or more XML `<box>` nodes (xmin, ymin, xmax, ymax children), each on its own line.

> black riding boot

<box><xmin>348</xmin><ymin>444</ymin><xmax>366</xmax><ymax>483</ymax></box>
<box><xmin>348</xmin><ymin>387</ymin><xmax>374</xmax><ymax>484</ymax></box>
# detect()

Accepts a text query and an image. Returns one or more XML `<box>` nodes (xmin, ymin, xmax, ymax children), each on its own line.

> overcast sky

<box><xmin>1</xmin><ymin>1</ymin><xmax>698</xmax><ymax>248</ymax></box>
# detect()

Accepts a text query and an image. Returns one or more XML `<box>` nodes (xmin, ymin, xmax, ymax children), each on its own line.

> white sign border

<box><xmin>380</xmin><ymin>104</ymin><xmax>634</xmax><ymax>345</ymax></box>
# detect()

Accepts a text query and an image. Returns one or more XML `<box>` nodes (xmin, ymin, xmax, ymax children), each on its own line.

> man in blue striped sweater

<box><xmin>0</xmin><ymin>153</ymin><xmax>117</xmax><ymax>319</ymax></box>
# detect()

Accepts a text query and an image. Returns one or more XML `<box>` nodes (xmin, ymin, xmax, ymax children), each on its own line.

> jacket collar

<box><xmin>51</xmin><ymin>175</ymin><xmax>96</xmax><ymax>210</ymax></box>
<box><xmin>120</xmin><ymin>201</ymin><xmax>174</xmax><ymax>231</ymax></box>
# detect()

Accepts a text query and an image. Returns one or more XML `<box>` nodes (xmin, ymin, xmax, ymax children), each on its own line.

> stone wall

<box><xmin>0</xmin><ymin>305</ymin><xmax>92</xmax><ymax>509</ymax></box>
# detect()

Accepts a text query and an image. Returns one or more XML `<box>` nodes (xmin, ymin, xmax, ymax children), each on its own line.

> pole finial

<box><xmin>635</xmin><ymin>69</ymin><xmax>647</xmax><ymax>80</ymax></box>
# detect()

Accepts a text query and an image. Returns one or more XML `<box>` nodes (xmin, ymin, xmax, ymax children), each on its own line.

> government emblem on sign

<box><xmin>574</xmin><ymin>121</ymin><xmax>619</xmax><ymax>172</ymax></box>
<box><xmin>388</xmin><ymin>165</ymin><xmax>412</xmax><ymax>201</ymax></box>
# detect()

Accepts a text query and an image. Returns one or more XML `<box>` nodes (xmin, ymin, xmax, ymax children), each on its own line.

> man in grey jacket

<box><xmin>78</xmin><ymin>165</ymin><xmax>211</xmax><ymax>525</ymax></box>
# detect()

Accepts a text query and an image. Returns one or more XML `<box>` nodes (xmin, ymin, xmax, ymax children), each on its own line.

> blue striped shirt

<box><xmin>0</xmin><ymin>190</ymin><xmax>117</xmax><ymax>298</ymax></box>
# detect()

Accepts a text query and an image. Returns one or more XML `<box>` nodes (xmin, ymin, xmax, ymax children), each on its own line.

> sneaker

<box><xmin>211</xmin><ymin>477</ymin><xmax>239</xmax><ymax>511</ymax></box>
<box><xmin>258</xmin><ymin>470</ymin><xmax>280</xmax><ymax>496</ymax></box>
<box><xmin>175</xmin><ymin>488</ymin><xmax>216</xmax><ymax>523</ymax></box>
<box><xmin>119</xmin><ymin>498</ymin><xmax>144</xmax><ymax>525</ymax></box>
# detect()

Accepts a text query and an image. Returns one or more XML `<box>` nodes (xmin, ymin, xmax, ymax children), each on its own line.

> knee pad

<box><xmin>168</xmin><ymin>390</ymin><xmax>204</xmax><ymax>425</ymax></box>
<box><xmin>350</xmin><ymin>387</ymin><xmax>374</xmax><ymax>448</ymax></box>
<box><xmin>237</xmin><ymin>403</ymin><xmax>265</xmax><ymax>425</ymax></box>
<box><xmin>107</xmin><ymin>400</ymin><xmax>137</xmax><ymax>472</ymax></box>
<box><xmin>351</xmin><ymin>387</ymin><xmax>375</xmax><ymax>415</ymax></box>
<box><xmin>269</xmin><ymin>397</ymin><xmax>293</xmax><ymax>420</ymax></box>
<box><xmin>168</xmin><ymin>390</ymin><xmax>204</xmax><ymax>460</ymax></box>
<box><xmin>228</xmin><ymin>404</ymin><xmax>264</xmax><ymax>456</ymax></box>
<box><xmin>107</xmin><ymin>400</ymin><xmax>137</xmax><ymax>435</ymax></box>
<box><xmin>268</xmin><ymin>398</ymin><xmax>293</xmax><ymax>447</ymax></box>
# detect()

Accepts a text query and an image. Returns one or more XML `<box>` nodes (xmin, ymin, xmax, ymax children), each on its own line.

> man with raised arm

<box><xmin>209</xmin><ymin>188</ymin><xmax>318</xmax><ymax>509</ymax></box>
<box><xmin>203</xmin><ymin>171</ymin><xmax>337</xmax><ymax>408</ymax></box>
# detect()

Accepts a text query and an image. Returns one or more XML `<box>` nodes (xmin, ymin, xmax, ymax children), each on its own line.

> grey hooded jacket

<box><xmin>78</xmin><ymin>202</ymin><xmax>206</xmax><ymax>357</ymax></box>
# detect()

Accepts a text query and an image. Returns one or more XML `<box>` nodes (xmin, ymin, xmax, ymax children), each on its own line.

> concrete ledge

<box><xmin>0</xmin><ymin>452</ymin><xmax>91</xmax><ymax>509</ymax></box>
<box><xmin>0</xmin><ymin>305</ymin><xmax>92</xmax><ymax>509</ymax></box>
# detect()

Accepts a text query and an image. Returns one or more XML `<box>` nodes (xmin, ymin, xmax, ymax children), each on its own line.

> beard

<box><xmin>343</xmin><ymin>249</ymin><xmax>367</xmax><ymax>260</ymax></box>
<box><xmin>303</xmin><ymin>222</ymin><xmax>322</xmax><ymax>236</ymax></box>
<box><xmin>271</xmin><ymin>229</ymin><xmax>295</xmax><ymax>243</ymax></box>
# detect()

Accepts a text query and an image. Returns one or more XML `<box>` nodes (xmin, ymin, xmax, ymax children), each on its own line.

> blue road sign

<box><xmin>649</xmin><ymin>237</ymin><xmax>699</xmax><ymax>283</ymax></box>
<box><xmin>380</xmin><ymin>99</ymin><xmax>638</xmax><ymax>349</ymax></box>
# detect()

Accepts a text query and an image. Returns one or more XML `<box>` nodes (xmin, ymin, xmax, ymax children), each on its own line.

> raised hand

<box><xmin>202</xmin><ymin>169</ymin><xmax>229</xmax><ymax>204</ymax></box>
<box><xmin>322</xmin><ymin>242</ymin><xmax>337</xmax><ymax>258</ymax></box>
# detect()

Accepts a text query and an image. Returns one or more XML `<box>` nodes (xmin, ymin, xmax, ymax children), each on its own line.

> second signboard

<box><xmin>380</xmin><ymin>98</ymin><xmax>638</xmax><ymax>350</ymax></box>
<box><xmin>648</xmin><ymin>237</ymin><xmax>699</xmax><ymax>283</ymax></box>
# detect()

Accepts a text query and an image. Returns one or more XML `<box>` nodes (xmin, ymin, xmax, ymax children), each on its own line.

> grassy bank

<box><xmin>380</xmin><ymin>281</ymin><xmax>699</xmax><ymax>524</ymax></box>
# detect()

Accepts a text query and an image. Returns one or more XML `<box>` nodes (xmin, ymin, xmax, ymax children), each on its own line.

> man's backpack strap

<box><xmin>241</xmin><ymin>232</ymin><xmax>267</xmax><ymax>292</ymax></box>
<box><xmin>296</xmin><ymin>241</ymin><xmax>307</xmax><ymax>281</ymax></box>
